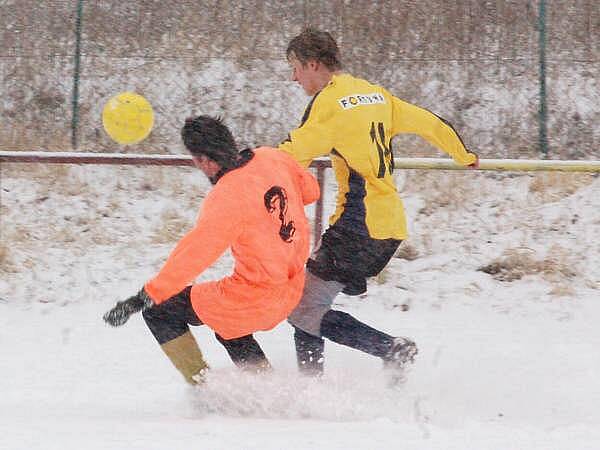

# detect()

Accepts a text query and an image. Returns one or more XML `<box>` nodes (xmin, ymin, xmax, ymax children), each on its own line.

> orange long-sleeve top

<box><xmin>144</xmin><ymin>147</ymin><xmax>320</xmax><ymax>304</ymax></box>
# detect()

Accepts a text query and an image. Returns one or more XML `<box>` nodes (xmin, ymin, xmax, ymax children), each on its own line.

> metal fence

<box><xmin>2</xmin><ymin>150</ymin><xmax>599</xmax><ymax>238</ymax></box>
<box><xmin>1</xmin><ymin>0</ymin><xmax>598</xmax><ymax>159</ymax></box>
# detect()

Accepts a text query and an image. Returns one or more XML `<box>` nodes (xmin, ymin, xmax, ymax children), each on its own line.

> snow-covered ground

<box><xmin>1</xmin><ymin>163</ymin><xmax>599</xmax><ymax>449</ymax></box>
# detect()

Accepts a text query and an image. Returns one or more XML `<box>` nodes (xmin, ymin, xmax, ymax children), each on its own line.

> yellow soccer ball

<box><xmin>102</xmin><ymin>92</ymin><xmax>154</xmax><ymax>145</ymax></box>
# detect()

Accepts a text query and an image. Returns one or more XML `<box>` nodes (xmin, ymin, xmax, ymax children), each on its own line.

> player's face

<box><xmin>288</xmin><ymin>56</ymin><xmax>320</xmax><ymax>96</ymax></box>
<box><xmin>192</xmin><ymin>154</ymin><xmax>219</xmax><ymax>179</ymax></box>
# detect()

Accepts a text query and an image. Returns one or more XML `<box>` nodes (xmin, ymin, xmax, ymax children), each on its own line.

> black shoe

<box><xmin>383</xmin><ymin>337</ymin><xmax>417</xmax><ymax>384</ymax></box>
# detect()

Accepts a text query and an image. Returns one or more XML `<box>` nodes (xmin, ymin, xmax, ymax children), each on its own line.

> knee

<box><xmin>142</xmin><ymin>306</ymin><xmax>159</xmax><ymax>326</ymax></box>
<box><xmin>214</xmin><ymin>332</ymin><xmax>228</xmax><ymax>345</ymax></box>
<box><xmin>320</xmin><ymin>309</ymin><xmax>348</xmax><ymax>326</ymax></box>
<box><xmin>287</xmin><ymin>315</ymin><xmax>300</xmax><ymax>329</ymax></box>
<box><xmin>142</xmin><ymin>307</ymin><xmax>168</xmax><ymax>343</ymax></box>
<box><xmin>143</xmin><ymin>305</ymin><xmax>189</xmax><ymax>345</ymax></box>
<box><xmin>293</xmin><ymin>325</ymin><xmax>317</xmax><ymax>341</ymax></box>
<box><xmin>288</xmin><ymin>314</ymin><xmax>322</xmax><ymax>336</ymax></box>
<box><xmin>293</xmin><ymin>326</ymin><xmax>324</xmax><ymax>352</ymax></box>
<box><xmin>319</xmin><ymin>310</ymin><xmax>350</xmax><ymax>335</ymax></box>
<box><xmin>215</xmin><ymin>332</ymin><xmax>252</xmax><ymax>350</ymax></box>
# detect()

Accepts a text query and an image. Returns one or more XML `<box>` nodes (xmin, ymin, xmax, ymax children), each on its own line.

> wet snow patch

<box><xmin>190</xmin><ymin>367</ymin><xmax>413</xmax><ymax>422</ymax></box>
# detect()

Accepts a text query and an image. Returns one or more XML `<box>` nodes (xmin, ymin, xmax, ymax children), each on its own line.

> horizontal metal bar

<box><xmin>1</xmin><ymin>151</ymin><xmax>599</xmax><ymax>172</ymax></box>
<box><xmin>393</xmin><ymin>157</ymin><xmax>600</xmax><ymax>172</ymax></box>
<box><xmin>0</xmin><ymin>151</ymin><xmax>195</xmax><ymax>166</ymax></box>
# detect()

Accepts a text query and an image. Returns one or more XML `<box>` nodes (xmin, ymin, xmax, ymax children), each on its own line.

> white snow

<box><xmin>1</xmin><ymin>163</ymin><xmax>599</xmax><ymax>449</ymax></box>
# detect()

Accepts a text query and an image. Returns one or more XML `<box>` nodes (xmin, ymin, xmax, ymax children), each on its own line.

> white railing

<box><xmin>2</xmin><ymin>150</ymin><xmax>599</xmax><ymax>237</ymax></box>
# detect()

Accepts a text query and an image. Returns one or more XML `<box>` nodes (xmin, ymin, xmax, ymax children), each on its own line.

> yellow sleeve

<box><xmin>390</xmin><ymin>95</ymin><xmax>477</xmax><ymax>166</ymax></box>
<box><xmin>278</xmin><ymin>94</ymin><xmax>336</xmax><ymax>168</ymax></box>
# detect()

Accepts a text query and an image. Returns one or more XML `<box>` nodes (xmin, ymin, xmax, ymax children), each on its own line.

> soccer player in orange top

<box><xmin>103</xmin><ymin>115</ymin><xmax>320</xmax><ymax>384</ymax></box>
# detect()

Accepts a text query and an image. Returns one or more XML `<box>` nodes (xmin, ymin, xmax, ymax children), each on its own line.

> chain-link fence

<box><xmin>1</xmin><ymin>0</ymin><xmax>598</xmax><ymax>159</ymax></box>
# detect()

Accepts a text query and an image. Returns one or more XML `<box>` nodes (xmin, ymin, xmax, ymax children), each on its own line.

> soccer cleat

<box><xmin>190</xmin><ymin>367</ymin><xmax>210</xmax><ymax>385</ymax></box>
<box><xmin>383</xmin><ymin>337</ymin><xmax>417</xmax><ymax>384</ymax></box>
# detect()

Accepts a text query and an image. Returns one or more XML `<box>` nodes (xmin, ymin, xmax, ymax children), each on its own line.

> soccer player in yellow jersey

<box><xmin>279</xmin><ymin>28</ymin><xmax>479</xmax><ymax>378</ymax></box>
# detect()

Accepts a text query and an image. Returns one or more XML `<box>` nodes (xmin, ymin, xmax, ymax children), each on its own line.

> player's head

<box><xmin>286</xmin><ymin>28</ymin><xmax>342</xmax><ymax>96</ymax></box>
<box><xmin>286</xmin><ymin>28</ymin><xmax>342</xmax><ymax>71</ymax></box>
<box><xmin>181</xmin><ymin>115</ymin><xmax>238</xmax><ymax>170</ymax></box>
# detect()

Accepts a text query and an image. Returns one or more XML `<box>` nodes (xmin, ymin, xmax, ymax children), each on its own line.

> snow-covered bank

<box><xmin>1</xmin><ymin>289</ymin><xmax>599</xmax><ymax>449</ymax></box>
<box><xmin>1</xmin><ymin>165</ymin><xmax>599</xmax><ymax>449</ymax></box>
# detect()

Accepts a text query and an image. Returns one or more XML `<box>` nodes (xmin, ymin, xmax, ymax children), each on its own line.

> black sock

<box><xmin>294</xmin><ymin>327</ymin><xmax>325</xmax><ymax>376</ymax></box>
<box><xmin>320</xmin><ymin>310</ymin><xmax>393</xmax><ymax>358</ymax></box>
<box><xmin>215</xmin><ymin>333</ymin><xmax>270</xmax><ymax>369</ymax></box>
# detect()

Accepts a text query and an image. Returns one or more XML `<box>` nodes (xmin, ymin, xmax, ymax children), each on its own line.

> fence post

<box><xmin>314</xmin><ymin>164</ymin><xmax>326</xmax><ymax>240</ymax></box>
<box><xmin>538</xmin><ymin>0</ymin><xmax>549</xmax><ymax>158</ymax></box>
<box><xmin>70</xmin><ymin>0</ymin><xmax>84</xmax><ymax>150</ymax></box>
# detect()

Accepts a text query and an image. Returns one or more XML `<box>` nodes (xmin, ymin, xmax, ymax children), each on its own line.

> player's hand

<box><xmin>468</xmin><ymin>154</ymin><xmax>480</xmax><ymax>169</ymax></box>
<box><xmin>103</xmin><ymin>288</ymin><xmax>153</xmax><ymax>327</ymax></box>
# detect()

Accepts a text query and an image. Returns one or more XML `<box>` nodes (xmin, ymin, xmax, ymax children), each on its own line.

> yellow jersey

<box><xmin>279</xmin><ymin>73</ymin><xmax>477</xmax><ymax>240</ymax></box>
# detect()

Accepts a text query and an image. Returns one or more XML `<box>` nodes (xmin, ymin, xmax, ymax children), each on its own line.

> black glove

<box><xmin>103</xmin><ymin>288</ymin><xmax>154</xmax><ymax>327</ymax></box>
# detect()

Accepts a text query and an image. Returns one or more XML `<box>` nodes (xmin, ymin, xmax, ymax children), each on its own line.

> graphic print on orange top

<box><xmin>264</xmin><ymin>186</ymin><xmax>296</xmax><ymax>243</ymax></box>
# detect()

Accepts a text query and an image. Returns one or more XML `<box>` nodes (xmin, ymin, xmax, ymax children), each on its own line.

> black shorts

<box><xmin>306</xmin><ymin>225</ymin><xmax>401</xmax><ymax>295</ymax></box>
<box><xmin>142</xmin><ymin>286</ymin><xmax>202</xmax><ymax>344</ymax></box>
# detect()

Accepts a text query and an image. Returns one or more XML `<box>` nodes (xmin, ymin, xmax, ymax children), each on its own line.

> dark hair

<box><xmin>286</xmin><ymin>28</ymin><xmax>342</xmax><ymax>71</ymax></box>
<box><xmin>181</xmin><ymin>115</ymin><xmax>238</xmax><ymax>168</ymax></box>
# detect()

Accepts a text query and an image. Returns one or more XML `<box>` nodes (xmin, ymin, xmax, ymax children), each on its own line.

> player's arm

<box><xmin>103</xmin><ymin>188</ymin><xmax>242</xmax><ymax>326</ymax></box>
<box><xmin>294</xmin><ymin>159</ymin><xmax>320</xmax><ymax>205</ymax></box>
<box><xmin>390</xmin><ymin>95</ymin><xmax>478</xmax><ymax>166</ymax></box>
<box><xmin>279</xmin><ymin>95</ymin><xmax>336</xmax><ymax>168</ymax></box>
<box><xmin>144</xmin><ymin>187</ymin><xmax>241</xmax><ymax>303</ymax></box>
